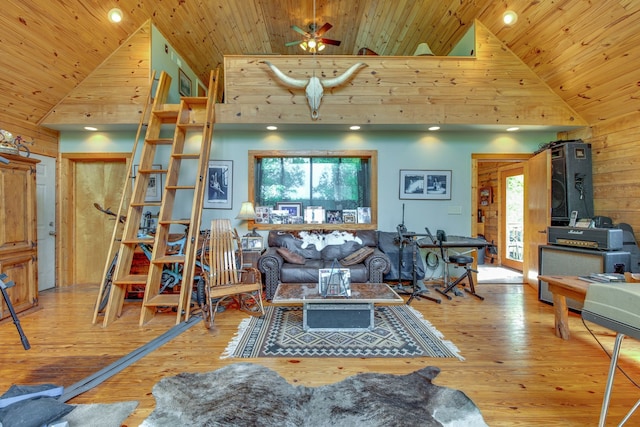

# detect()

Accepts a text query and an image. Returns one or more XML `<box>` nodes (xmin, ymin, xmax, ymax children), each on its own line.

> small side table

<box><xmin>240</xmin><ymin>249</ymin><xmax>264</xmax><ymax>269</ymax></box>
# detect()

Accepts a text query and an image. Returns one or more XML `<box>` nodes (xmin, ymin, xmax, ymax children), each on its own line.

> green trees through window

<box><xmin>256</xmin><ymin>157</ymin><xmax>370</xmax><ymax>210</ymax></box>
<box><xmin>248</xmin><ymin>150</ymin><xmax>378</xmax><ymax>229</ymax></box>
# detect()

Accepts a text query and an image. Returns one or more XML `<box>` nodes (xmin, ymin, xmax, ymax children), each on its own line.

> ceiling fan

<box><xmin>285</xmin><ymin>22</ymin><xmax>341</xmax><ymax>53</ymax></box>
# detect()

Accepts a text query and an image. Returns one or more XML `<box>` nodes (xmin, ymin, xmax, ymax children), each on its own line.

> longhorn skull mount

<box><xmin>261</xmin><ymin>61</ymin><xmax>367</xmax><ymax>120</ymax></box>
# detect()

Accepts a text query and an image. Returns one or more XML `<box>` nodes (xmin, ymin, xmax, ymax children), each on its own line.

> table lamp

<box><xmin>236</xmin><ymin>201</ymin><xmax>260</xmax><ymax>237</ymax></box>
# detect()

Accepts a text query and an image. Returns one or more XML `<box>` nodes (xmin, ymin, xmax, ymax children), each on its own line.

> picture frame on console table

<box><xmin>276</xmin><ymin>202</ymin><xmax>302</xmax><ymax>218</ymax></box>
<box><xmin>399</xmin><ymin>169</ymin><xmax>451</xmax><ymax>200</ymax></box>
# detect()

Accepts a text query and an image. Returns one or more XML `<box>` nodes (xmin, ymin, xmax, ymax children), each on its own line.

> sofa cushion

<box><xmin>340</xmin><ymin>246</ymin><xmax>375</xmax><ymax>266</ymax></box>
<box><xmin>321</xmin><ymin>240</ymin><xmax>363</xmax><ymax>261</ymax></box>
<box><xmin>276</xmin><ymin>247</ymin><xmax>306</xmax><ymax>265</ymax></box>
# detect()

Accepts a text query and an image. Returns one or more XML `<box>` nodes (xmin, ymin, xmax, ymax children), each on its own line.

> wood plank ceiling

<box><xmin>1</xmin><ymin>0</ymin><xmax>639</xmax><ymax>130</ymax></box>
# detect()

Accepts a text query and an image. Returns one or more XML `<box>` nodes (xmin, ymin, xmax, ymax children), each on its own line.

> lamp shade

<box><xmin>236</xmin><ymin>201</ymin><xmax>257</xmax><ymax>220</ymax></box>
<box><xmin>413</xmin><ymin>43</ymin><xmax>434</xmax><ymax>56</ymax></box>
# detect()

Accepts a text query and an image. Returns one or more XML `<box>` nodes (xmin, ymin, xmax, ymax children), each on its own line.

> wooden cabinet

<box><xmin>0</xmin><ymin>154</ymin><xmax>38</xmax><ymax>319</ymax></box>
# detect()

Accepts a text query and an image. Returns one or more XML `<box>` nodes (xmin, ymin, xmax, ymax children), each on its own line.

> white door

<box><xmin>33</xmin><ymin>154</ymin><xmax>56</xmax><ymax>291</ymax></box>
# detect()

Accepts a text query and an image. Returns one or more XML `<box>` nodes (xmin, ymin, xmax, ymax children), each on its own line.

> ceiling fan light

<box><xmin>317</xmin><ymin>42</ymin><xmax>325</xmax><ymax>52</ymax></box>
<box><xmin>308</xmin><ymin>39</ymin><xmax>317</xmax><ymax>49</ymax></box>
<box><xmin>300</xmin><ymin>41</ymin><xmax>308</xmax><ymax>51</ymax></box>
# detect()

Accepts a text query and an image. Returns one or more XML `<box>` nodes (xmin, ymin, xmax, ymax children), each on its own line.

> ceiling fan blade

<box><xmin>285</xmin><ymin>40</ymin><xmax>303</xmax><ymax>47</ymax></box>
<box><xmin>315</xmin><ymin>22</ymin><xmax>332</xmax><ymax>37</ymax></box>
<box><xmin>319</xmin><ymin>38</ymin><xmax>341</xmax><ymax>46</ymax></box>
<box><xmin>291</xmin><ymin>25</ymin><xmax>309</xmax><ymax>37</ymax></box>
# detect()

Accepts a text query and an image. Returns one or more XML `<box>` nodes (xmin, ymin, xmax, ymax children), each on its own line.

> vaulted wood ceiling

<box><xmin>2</xmin><ymin>0</ymin><xmax>639</xmax><ymax>131</ymax></box>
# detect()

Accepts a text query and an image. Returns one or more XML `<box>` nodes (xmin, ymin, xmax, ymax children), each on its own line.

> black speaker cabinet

<box><xmin>551</xmin><ymin>142</ymin><xmax>594</xmax><ymax>225</ymax></box>
<box><xmin>538</xmin><ymin>245</ymin><xmax>630</xmax><ymax>310</ymax></box>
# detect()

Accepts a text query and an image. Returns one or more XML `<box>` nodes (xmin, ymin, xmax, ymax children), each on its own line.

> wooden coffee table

<box><xmin>272</xmin><ymin>283</ymin><xmax>403</xmax><ymax>331</ymax></box>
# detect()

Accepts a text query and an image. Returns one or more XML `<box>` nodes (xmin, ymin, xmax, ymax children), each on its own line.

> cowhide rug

<box><xmin>141</xmin><ymin>363</ymin><xmax>487</xmax><ymax>426</ymax></box>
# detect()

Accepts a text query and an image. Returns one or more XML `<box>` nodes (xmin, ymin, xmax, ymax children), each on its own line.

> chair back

<box><xmin>208</xmin><ymin>219</ymin><xmax>241</xmax><ymax>286</ymax></box>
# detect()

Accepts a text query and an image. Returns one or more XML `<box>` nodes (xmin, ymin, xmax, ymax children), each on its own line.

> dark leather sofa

<box><xmin>258</xmin><ymin>230</ymin><xmax>391</xmax><ymax>300</ymax></box>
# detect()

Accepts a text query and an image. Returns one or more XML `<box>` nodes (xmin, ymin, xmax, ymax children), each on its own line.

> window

<box><xmin>249</xmin><ymin>150</ymin><xmax>377</xmax><ymax>229</ymax></box>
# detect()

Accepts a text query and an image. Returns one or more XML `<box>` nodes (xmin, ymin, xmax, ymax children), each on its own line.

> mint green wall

<box><xmin>60</xmin><ymin>129</ymin><xmax>553</xmax><ymax>236</ymax></box>
<box><xmin>449</xmin><ymin>23</ymin><xmax>475</xmax><ymax>56</ymax></box>
<box><xmin>151</xmin><ymin>25</ymin><xmax>203</xmax><ymax>103</ymax></box>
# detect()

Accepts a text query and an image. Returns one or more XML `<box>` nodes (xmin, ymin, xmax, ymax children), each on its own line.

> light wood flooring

<box><xmin>1</xmin><ymin>282</ymin><xmax>640</xmax><ymax>426</ymax></box>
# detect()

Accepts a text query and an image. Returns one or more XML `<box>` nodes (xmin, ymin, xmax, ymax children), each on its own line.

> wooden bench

<box><xmin>537</xmin><ymin>275</ymin><xmax>589</xmax><ymax>340</ymax></box>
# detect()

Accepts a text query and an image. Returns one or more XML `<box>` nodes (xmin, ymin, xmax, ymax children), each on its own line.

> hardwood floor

<box><xmin>1</xmin><ymin>282</ymin><xmax>640</xmax><ymax>426</ymax></box>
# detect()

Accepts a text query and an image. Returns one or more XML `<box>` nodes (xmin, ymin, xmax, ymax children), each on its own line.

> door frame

<box><xmin>58</xmin><ymin>152</ymin><xmax>130</xmax><ymax>287</ymax></box>
<box><xmin>471</xmin><ymin>153</ymin><xmax>532</xmax><ymax>267</ymax></box>
<box><xmin>498</xmin><ymin>163</ymin><xmax>524</xmax><ymax>271</ymax></box>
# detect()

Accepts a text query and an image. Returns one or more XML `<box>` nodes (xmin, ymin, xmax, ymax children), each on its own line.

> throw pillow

<box><xmin>340</xmin><ymin>246</ymin><xmax>375</xmax><ymax>266</ymax></box>
<box><xmin>276</xmin><ymin>247</ymin><xmax>306</xmax><ymax>265</ymax></box>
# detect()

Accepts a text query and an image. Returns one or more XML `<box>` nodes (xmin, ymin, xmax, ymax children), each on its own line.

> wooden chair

<box><xmin>199</xmin><ymin>219</ymin><xmax>264</xmax><ymax>329</ymax></box>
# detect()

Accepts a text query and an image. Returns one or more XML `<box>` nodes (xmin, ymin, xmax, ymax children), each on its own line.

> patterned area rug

<box><xmin>222</xmin><ymin>305</ymin><xmax>462</xmax><ymax>359</ymax></box>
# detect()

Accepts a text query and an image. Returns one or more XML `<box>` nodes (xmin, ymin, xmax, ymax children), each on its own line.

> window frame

<box><xmin>248</xmin><ymin>150</ymin><xmax>378</xmax><ymax>230</ymax></box>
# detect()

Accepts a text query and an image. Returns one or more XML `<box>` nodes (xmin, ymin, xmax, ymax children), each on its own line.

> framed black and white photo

<box><xmin>205</xmin><ymin>160</ymin><xmax>232</xmax><ymax>209</ymax></box>
<box><xmin>399</xmin><ymin>169</ymin><xmax>451</xmax><ymax>200</ymax></box>
<box><xmin>133</xmin><ymin>164</ymin><xmax>162</xmax><ymax>202</ymax></box>
<box><xmin>178</xmin><ymin>68</ymin><xmax>192</xmax><ymax>96</ymax></box>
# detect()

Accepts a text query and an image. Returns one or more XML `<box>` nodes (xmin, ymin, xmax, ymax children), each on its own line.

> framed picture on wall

<box><xmin>399</xmin><ymin>169</ymin><xmax>451</xmax><ymax>200</ymax></box>
<box><xmin>178</xmin><ymin>68</ymin><xmax>192</xmax><ymax>96</ymax></box>
<box><xmin>133</xmin><ymin>164</ymin><xmax>162</xmax><ymax>202</ymax></box>
<box><xmin>204</xmin><ymin>160</ymin><xmax>232</xmax><ymax>209</ymax></box>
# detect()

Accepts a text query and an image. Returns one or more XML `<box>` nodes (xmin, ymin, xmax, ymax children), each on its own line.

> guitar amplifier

<box><xmin>538</xmin><ymin>245</ymin><xmax>630</xmax><ymax>310</ymax></box>
<box><xmin>547</xmin><ymin>226</ymin><xmax>623</xmax><ymax>251</ymax></box>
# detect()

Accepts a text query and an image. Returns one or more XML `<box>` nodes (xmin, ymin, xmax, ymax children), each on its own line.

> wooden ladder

<box><xmin>99</xmin><ymin>69</ymin><xmax>219</xmax><ymax>327</ymax></box>
<box><xmin>92</xmin><ymin>71</ymin><xmax>156</xmax><ymax>326</ymax></box>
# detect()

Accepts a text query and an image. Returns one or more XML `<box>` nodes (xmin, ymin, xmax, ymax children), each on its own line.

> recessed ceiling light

<box><xmin>506</xmin><ymin>126</ymin><xmax>520</xmax><ymax>132</ymax></box>
<box><xmin>108</xmin><ymin>8</ymin><xmax>123</xmax><ymax>23</ymax></box>
<box><xmin>349</xmin><ymin>125</ymin><xmax>361</xmax><ymax>131</ymax></box>
<box><xmin>84</xmin><ymin>126</ymin><xmax>98</xmax><ymax>131</ymax></box>
<box><xmin>428</xmin><ymin>126</ymin><xmax>440</xmax><ymax>131</ymax></box>
<box><xmin>266</xmin><ymin>125</ymin><xmax>277</xmax><ymax>131</ymax></box>
<box><xmin>503</xmin><ymin>10</ymin><xmax>518</xmax><ymax>26</ymax></box>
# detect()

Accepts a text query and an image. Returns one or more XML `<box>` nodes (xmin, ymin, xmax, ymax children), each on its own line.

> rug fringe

<box><xmin>220</xmin><ymin>317</ymin><xmax>252</xmax><ymax>359</ymax></box>
<box><xmin>403</xmin><ymin>305</ymin><xmax>465</xmax><ymax>361</ymax></box>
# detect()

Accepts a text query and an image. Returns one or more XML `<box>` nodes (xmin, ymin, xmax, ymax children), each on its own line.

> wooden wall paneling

<box><xmin>40</xmin><ymin>21</ymin><xmax>152</xmax><ymax>127</ymax></box>
<box><xmin>219</xmin><ymin>22</ymin><xmax>586</xmax><ymax>127</ymax></box>
<box><xmin>567</xmin><ymin>111</ymin><xmax>640</xmax><ymax>233</ymax></box>
<box><xmin>0</xmin><ymin>121</ymin><xmax>59</xmax><ymax>158</ymax></box>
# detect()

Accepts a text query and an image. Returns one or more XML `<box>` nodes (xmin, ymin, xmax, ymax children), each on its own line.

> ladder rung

<box><xmin>152</xmin><ymin>255</ymin><xmax>185</xmax><ymax>264</ymax></box>
<box><xmin>144</xmin><ymin>294</ymin><xmax>181</xmax><ymax>307</ymax></box>
<box><xmin>122</xmin><ymin>237</ymin><xmax>154</xmax><ymax>245</ymax></box>
<box><xmin>114</xmin><ymin>274</ymin><xmax>148</xmax><ymax>285</ymax></box>
<box><xmin>137</xmin><ymin>168</ymin><xmax>168</xmax><ymax>174</ymax></box>
<box><xmin>182</xmin><ymin>96</ymin><xmax>207</xmax><ymax>105</ymax></box>
<box><xmin>152</xmin><ymin>106</ymin><xmax>180</xmax><ymax>120</ymax></box>
<box><xmin>145</xmin><ymin>138</ymin><xmax>173</xmax><ymax>145</ymax></box>
<box><xmin>159</xmin><ymin>219</ymin><xmax>191</xmax><ymax>226</ymax></box>
<box><xmin>165</xmin><ymin>185</ymin><xmax>196</xmax><ymax>190</ymax></box>
<box><xmin>130</xmin><ymin>202</ymin><xmax>162</xmax><ymax>208</ymax></box>
<box><xmin>177</xmin><ymin>123</ymin><xmax>205</xmax><ymax>129</ymax></box>
<box><xmin>172</xmin><ymin>153</ymin><xmax>200</xmax><ymax>159</ymax></box>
